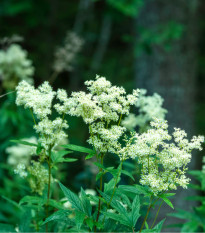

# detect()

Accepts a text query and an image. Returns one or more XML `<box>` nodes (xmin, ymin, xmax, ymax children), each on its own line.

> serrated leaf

<box><xmin>121</xmin><ymin>170</ymin><xmax>135</xmax><ymax>181</ymax></box>
<box><xmin>152</xmin><ymin>218</ymin><xmax>166</xmax><ymax>232</ymax></box>
<box><xmin>51</xmin><ymin>150</ymin><xmax>73</xmax><ymax>163</ymax></box>
<box><xmin>85</xmin><ymin>218</ymin><xmax>94</xmax><ymax>230</ymax></box>
<box><xmin>10</xmin><ymin>139</ymin><xmax>38</xmax><ymax>147</ymax></box>
<box><xmin>118</xmin><ymin>185</ymin><xmax>149</xmax><ymax>196</ymax></box>
<box><xmin>1</xmin><ymin>195</ymin><xmax>22</xmax><ymax>209</ymax></box>
<box><xmin>161</xmin><ymin>197</ymin><xmax>174</xmax><ymax>209</ymax></box>
<box><xmin>96</xmin><ymin>171</ymin><xmax>104</xmax><ymax>181</ymax></box>
<box><xmin>85</xmin><ymin>153</ymin><xmax>95</xmax><ymax>160</ymax></box>
<box><xmin>43</xmin><ymin>210</ymin><xmax>72</xmax><ymax>225</ymax></box>
<box><xmin>62</xmin><ymin>144</ymin><xmax>94</xmax><ymax>154</ymax></box>
<box><xmin>59</xmin><ymin>182</ymin><xmax>84</xmax><ymax>212</ymax></box>
<box><xmin>76</xmin><ymin>211</ymin><xmax>86</xmax><ymax>230</ymax></box>
<box><xmin>102</xmin><ymin>211</ymin><xmax>131</xmax><ymax>227</ymax></box>
<box><xmin>80</xmin><ymin>188</ymin><xmax>92</xmax><ymax>217</ymax></box>
<box><xmin>120</xmin><ymin>194</ymin><xmax>132</xmax><ymax>209</ymax></box>
<box><xmin>104</xmin><ymin>178</ymin><xmax>117</xmax><ymax>193</ymax></box>
<box><xmin>94</xmin><ymin>162</ymin><xmax>105</xmax><ymax>170</ymax></box>
<box><xmin>19</xmin><ymin>209</ymin><xmax>32</xmax><ymax>232</ymax></box>
<box><xmin>48</xmin><ymin>199</ymin><xmax>65</xmax><ymax>210</ymax></box>
<box><xmin>131</xmin><ymin>195</ymin><xmax>140</xmax><ymax>226</ymax></box>
<box><xmin>181</xmin><ymin>220</ymin><xmax>199</xmax><ymax>232</ymax></box>
<box><xmin>19</xmin><ymin>196</ymin><xmax>44</xmax><ymax>206</ymax></box>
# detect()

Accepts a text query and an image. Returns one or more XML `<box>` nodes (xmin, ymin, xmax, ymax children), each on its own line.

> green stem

<box><xmin>118</xmin><ymin>113</ymin><xmax>123</xmax><ymax>126</ymax></box>
<box><xmin>89</xmin><ymin>125</ymin><xmax>97</xmax><ymax>155</ymax></box>
<box><xmin>151</xmin><ymin>200</ymin><xmax>163</xmax><ymax>229</ymax></box>
<box><xmin>30</xmin><ymin>108</ymin><xmax>37</xmax><ymax>126</ymax></box>
<box><xmin>95</xmin><ymin>154</ymin><xmax>104</xmax><ymax>232</ymax></box>
<box><xmin>49</xmin><ymin>71</ymin><xmax>59</xmax><ymax>84</ymax></box>
<box><xmin>102</xmin><ymin>161</ymin><xmax>123</xmax><ymax>225</ymax></box>
<box><xmin>139</xmin><ymin>196</ymin><xmax>153</xmax><ymax>233</ymax></box>
<box><xmin>108</xmin><ymin>161</ymin><xmax>123</xmax><ymax>206</ymax></box>
<box><xmin>46</xmin><ymin>148</ymin><xmax>52</xmax><ymax>233</ymax></box>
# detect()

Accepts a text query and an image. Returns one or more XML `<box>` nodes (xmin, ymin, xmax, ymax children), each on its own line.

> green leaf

<box><xmin>19</xmin><ymin>196</ymin><xmax>44</xmax><ymax>206</ymax></box>
<box><xmin>48</xmin><ymin>199</ymin><xmax>65</xmax><ymax>210</ymax></box>
<box><xmin>145</xmin><ymin>221</ymin><xmax>149</xmax><ymax>229</ymax></box>
<box><xmin>167</xmin><ymin>209</ymin><xmax>192</xmax><ymax>219</ymax></box>
<box><xmin>0</xmin><ymin>224</ymin><xmax>16</xmax><ymax>232</ymax></box>
<box><xmin>36</xmin><ymin>143</ymin><xmax>43</xmax><ymax>155</ymax></box>
<box><xmin>1</xmin><ymin>195</ymin><xmax>22</xmax><ymax>209</ymax></box>
<box><xmin>96</xmin><ymin>171</ymin><xmax>104</xmax><ymax>181</ymax></box>
<box><xmin>152</xmin><ymin>218</ymin><xmax>166</xmax><ymax>232</ymax></box>
<box><xmin>10</xmin><ymin>139</ymin><xmax>38</xmax><ymax>147</ymax></box>
<box><xmin>160</xmin><ymin>197</ymin><xmax>174</xmax><ymax>209</ymax></box>
<box><xmin>118</xmin><ymin>185</ymin><xmax>149</xmax><ymax>196</ymax></box>
<box><xmin>80</xmin><ymin>188</ymin><xmax>92</xmax><ymax>217</ymax></box>
<box><xmin>59</xmin><ymin>182</ymin><xmax>84</xmax><ymax>212</ymax></box>
<box><xmin>43</xmin><ymin>210</ymin><xmax>72</xmax><ymax>225</ymax></box>
<box><xmin>19</xmin><ymin>209</ymin><xmax>32</xmax><ymax>232</ymax></box>
<box><xmin>85</xmin><ymin>218</ymin><xmax>94</xmax><ymax>230</ymax></box>
<box><xmin>76</xmin><ymin>211</ymin><xmax>86</xmax><ymax>230</ymax></box>
<box><xmin>181</xmin><ymin>220</ymin><xmax>199</xmax><ymax>232</ymax></box>
<box><xmin>131</xmin><ymin>195</ymin><xmax>140</xmax><ymax>226</ymax></box>
<box><xmin>104</xmin><ymin>178</ymin><xmax>116</xmax><ymax>193</ymax></box>
<box><xmin>51</xmin><ymin>150</ymin><xmax>74</xmax><ymax>163</ymax></box>
<box><xmin>63</xmin><ymin>158</ymin><xmax>78</xmax><ymax>162</ymax></box>
<box><xmin>159</xmin><ymin>193</ymin><xmax>175</xmax><ymax>198</ymax></box>
<box><xmin>121</xmin><ymin>170</ymin><xmax>135</xmax><ymax>181</ymax></box>
<box><xmin>94</xmin><ymin>162</ymin><xmax>105</xmax><ymax>170</ymax></box>
<box><xmin>62</xmin><ymin>144</ymin><xmax>94</xmax><ymax>154</ymax></box>
<box><xmin>85</xmin><ymin>153</ymin><xmax>95</xmax><ymax>160</ymax></box>
<box><xmin>102</xmin><ymin>211</ymin><xmax>131</xmax><ymax>227</ymax></box>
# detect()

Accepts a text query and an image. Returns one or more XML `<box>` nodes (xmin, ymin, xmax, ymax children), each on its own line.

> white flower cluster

<box><xmin>53</xmin><ymin>32</ymin><xmax>84</xmax><ymax>73</ymax></box>
<box><xmin>0</xmin><ymin>44</ymin><xmax>34</xmax><ymax>89</ymax></box>
<box><xmin>126</xmin><ymin>118</ymin><xmax>204</xmax><ymax>195</ymax></box>
<box><xmin>14</xmin><ymin>164</ymin><xmax>28</xmax><ymax>178</ymax></box>
<box><xmin>55</xmin><ymin>75</ymin><xmax>140</xmax><ymax>154</ymax></box>
<box><xmin>122</xmin><ymin>89</ymin><xmax>167</xmax><ymax>132</ymax></box>
<box><xmin>6</xmin><ymin>137</ymin><xmax>37</xmax><ymax>166</ymax></box>
<box><xmin>16</xmin><ymin>81</ymin><xmax>68</xmax><ymax>152</ymax></box>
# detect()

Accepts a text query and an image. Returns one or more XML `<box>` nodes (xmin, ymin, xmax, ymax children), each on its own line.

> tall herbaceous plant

<box><xmin>11</xmin><ymin>75</ymin><xmax>204</xmax><ymax>232</ymax></box>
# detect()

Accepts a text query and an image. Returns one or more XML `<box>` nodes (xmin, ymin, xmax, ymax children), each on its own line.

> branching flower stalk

<box><xmin>15</xmin><ymin>80</ymin><xmax>69</xmax><ymax>232</ymax></box>
<box><xmin>139</xmin><ymin>195</ymin><xmax>154</xmax><ymax>233</ymax></box>
<box><xmin>151</xmin><ymin>200</ymin><xmax>163</xmax><ymax>229</ymax></box>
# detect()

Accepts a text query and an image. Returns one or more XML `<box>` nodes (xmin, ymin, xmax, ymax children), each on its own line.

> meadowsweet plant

<box><xmin>8</xmin><ymin>76</ymin><xmax>204</xmax><ymax>232</ymax></box>
<box><xmin>13</xmin><ymin>80</ymin><xmax>77</xmax><ymax>231</ymax></box>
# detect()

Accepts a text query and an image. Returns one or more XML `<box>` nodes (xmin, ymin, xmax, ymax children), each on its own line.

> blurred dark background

<box><xmin>0</xmin><ymin>0</ymin><xmax>205</xmax><ymax>231</ymax></box>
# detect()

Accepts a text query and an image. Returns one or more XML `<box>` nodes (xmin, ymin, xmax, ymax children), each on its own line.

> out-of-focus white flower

<box><xmin>53</xmin><ymin>32</ymin><xmax>83</xmax><ymax>73</ymax></box>
<box><xmin>7</xmin><ymin>137</ymin><xmax>37</xmax><ymax>166</ymax></box>
<box><xmin>14</xmin><ymin>164</ymin><xmax>27</xmax><ymax>178</ymax></box>
<box><xmin>0</xmin><ymin>44</ymin><xmax>34</xmax><ymax>89</ymax></box>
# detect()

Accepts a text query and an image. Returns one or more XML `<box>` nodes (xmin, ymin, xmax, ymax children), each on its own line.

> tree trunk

<box><xmin>134</xmin><ymin>0</ymin><xmax>199</xmax><ymax>230</ymax></box>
